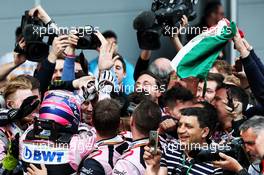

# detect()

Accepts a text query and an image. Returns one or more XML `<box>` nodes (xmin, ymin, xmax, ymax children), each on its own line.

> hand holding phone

<box><xmin>227</xmin><ymin>89</ymin><xmax>234</xmax><ymax>112</ymax></box>
<box><xmin>234</xmin><ymin>59</ymin><xmax>243</xmax><ymax>72</ymax></box>
<box><xmin>149</xmin><ymin>130</ymin><xmax>158</xmax><ymax>155</ymax></box>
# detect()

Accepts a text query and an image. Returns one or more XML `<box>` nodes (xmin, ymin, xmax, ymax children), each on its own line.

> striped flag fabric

<box><xmin>171</xmin><ymin>19</ymin><xmax>237</xmax><ymax>80</ymax></box>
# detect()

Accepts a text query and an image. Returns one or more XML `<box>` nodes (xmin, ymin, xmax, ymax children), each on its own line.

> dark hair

<box><xmin>75</xmin><ymin>51</ymin><xmax>88</xmax><ymax>77</ymax></box>
<box><xmin>224</xmin><ymin>84</ymin><xmax>249</xmax><ymax>113</ymax></box>
<box><xmin>138</xmin><ymin>70</ymin><xmax>164</xmax><ymax>91</ymax></box>
<box><xmin>128</xmin><ymin>92</ymin><xmax>150</xmax><ymax>105</ymax></box>
<box><xmin>163</xmin><ymin>87</ymin><xmax>194</xmax><ymax>109</ymax></box>
<box><xmin>133</xmin><ymin>100</ymin><xmax>161</xmax><ymax>135</ymax></box>
<box><xmin>197</xmin><ymin>101</ymin><xmax>218</xmax><ymax>131</ymax></box>
<box><xmin>121</xmin><ymin>92</ymin><xmax>151</xmax><ymax>117</ymax></box>
<box><xmin>201</xmin><ymin>73</ymin><xmax>224</xmax><ymax>90</ymax></box>
<box><xmin>180</xmin><ymin>107</ymin><xmax>214</xmax><ymax>139</ymax></box>
<box><xmin>113</xmin><ymin>53</ymin><xmax>126</xmax><ymax>73</ymax></box>
<box><xmin>93</xmin><ymin>99</ymin><xmax>121</xmax><ymax>137</ymax></box>
<box><xmin>102</xmin><ymin>30</ymin><xmax>117</xmax><ymax>40</ymax></box>
<box><xmin>15</xmin><ymin>26</ymin><xmax>22</xmax><ymax>42</ymax></box>
<box><xmin>204</xmin><ymin>1</ymin><xmax>222</xmax><ymax>17</ymax></box>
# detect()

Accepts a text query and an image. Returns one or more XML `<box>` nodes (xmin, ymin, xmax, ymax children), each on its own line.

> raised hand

<box><xmin>13</xmin><ymin>37</ymin><xmax>27</xmax><ymax>66</ymax></box>
<box><xmin>48</xmin><ymin>35</ymin><xmax>69</xmax><ymax>63</ymax></box>
<box><xmin>233</xmin><ymin>28</ymin><xmax>250</xmax><ymax>58</ymax></box>
<box><xmin>95</xmin><ymin>31</ymin><xmax>117</xmax><ymax>71</ymax></box>
<box><xmin>29</xmin><ymin>5</ymin><xmax>51</xmax><ymax>25</ymax></box>
<box><xmin>64</xmin><ymin>31</ymin><xmax>79</xmax><ymax>56</ymax></box>
<box><xmin>15</xmin><ymin>95</ymin><xmax>40</xmax><ymax>120</ymax></box>
<box><xmin>143</xmin><ymin>146</ymin><xmax>162</xmax><ymax>174</ymax></box>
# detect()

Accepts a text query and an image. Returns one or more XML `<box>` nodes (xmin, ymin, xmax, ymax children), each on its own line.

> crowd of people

<box><xmin>0</xmin><ymin>1</ymin><xmax>264</xmax><ymax>175</ymax></box>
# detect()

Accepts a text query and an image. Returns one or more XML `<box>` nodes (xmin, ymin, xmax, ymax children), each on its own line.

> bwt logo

<box><xmin>23</xmin><ymin>146</ymin><xmax>64</xmax><ymax>163</ymax></box>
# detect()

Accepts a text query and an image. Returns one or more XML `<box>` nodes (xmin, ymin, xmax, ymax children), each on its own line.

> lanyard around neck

<box><xmin>182</xmin><ymin>154</ymin><xmax>193</xmax><ymax>175</ymax></box>
<box><xmin>96</xmin><ymin>135</ymin><xmax>124</xmax><ymax>147</ymax></box>
<box><xmin>130</xmin><ymin>138</ymin><xmax>149</xmax><ymax>149</ymax></box>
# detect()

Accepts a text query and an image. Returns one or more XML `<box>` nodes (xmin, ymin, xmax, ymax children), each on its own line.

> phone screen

<box><xmin>149</xmin><ymin>130</ymin><xmax>158</xmax><ymax>155</ymax></box>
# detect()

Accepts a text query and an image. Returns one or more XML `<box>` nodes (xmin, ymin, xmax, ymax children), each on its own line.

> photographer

<box><xmin>134</xmin><ymin>15</ymin><xmax>188</xmax><ymax>82</ymax></box>
<box><xmin>255</xmin><ymin>130</ymin><xmax>264</xmax><ymax>160</ymax></box>
<box><xmin>0</xmin><ymin>27</ymin><xmax>37</xmax><ymax>81</ymax></box>
<box><xmin>34</xmin><ymin>33</ymin><xmax>70</xmax><ymax>97</ymax></box>
<box><xmin>55</xmin><ymin>32</ymin><xmax>89</xmax><ymax>82</ymax></box>
<box><xmin>27</xmin><ymin>5</ymin><xmax>87</xmax><ymax>98</ymax></box>
<box><xmin>0</xmin><ymin>39</ymin><xmax>27</xmax><ymax>82</ymax></box>
<box><xmin>188</xmin><ymin>1</ymin><xmax>224</xmax><ymax>41</ymax></box>
<box><xmin>212</xmin><ymin>116</ymin><xmax>264</xmax><ymax>175</ymax></box>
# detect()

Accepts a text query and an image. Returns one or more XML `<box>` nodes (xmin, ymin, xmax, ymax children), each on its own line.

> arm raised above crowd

<box><xmin>134</xmin><ymin>50</ymin><xmax>151</xmax><ymax>81</ymax></box>
<box><xmin>48</xmin><ymin>35</ymin><xmax>69</xmax><ymax>63</ymax></box>
<box><xmin>62</xmin><ymin>32</ymin><xmax>79</xmax><ymax>81</ymax></box>
<box><xmin>29</xmin><ymin>5</ymin><xmax>51</xmax><ymax>25</ymax></box>
<box><xmin>35</xmin><ymin>35</ymin><xmax>69</xmax><ymax>98</ymax></box>
<box><xmin>170</xmin><ymin>15</ymin><xmax>188</xmax><ymax>52</ymax></box>
<box><xmin>0</xmin><ymin>39</ymin><xmax>26</xmax><ymax>81</ymax></box>
<box><xmin>143</xmin><ymin>146</ymin><xmax>167</xmax><ymax>175</ymax></box>
<box><xmin>95</xmin><ymin>31</ymin><xmax>117</xmax><ymax>71</ymax></box>
<box><xmin>234</xmin><ymin>30</ymin><xmax>264</xmax><ymax>106</ymax></box>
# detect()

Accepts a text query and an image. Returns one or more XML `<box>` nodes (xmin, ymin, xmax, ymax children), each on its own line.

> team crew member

<box><xmin>79</xmin><ymin>99</ymin><xmax>129</xmax><ymax>175</ymax></box>
<box><xmin>112</xmin><ymin>100</ymin><xmax>161</xmax><ymax>175</ymax></box>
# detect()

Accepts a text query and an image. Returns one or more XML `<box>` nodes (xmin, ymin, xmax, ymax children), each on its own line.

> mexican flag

<box><xmin>171</xmin><ymin>19</ymin><xmax>237</xmax><ymax>80</ymax></box>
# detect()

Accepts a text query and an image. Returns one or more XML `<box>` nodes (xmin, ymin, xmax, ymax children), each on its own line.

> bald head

<box><xmin>148</xmin><ymin>58</ymin><xmax>173</xmax><ymax>85</ymax></box>
<box><xmin>153</xmin><ymin>58</ymin><xmax>172</xmax><ymax>71</ymax></box>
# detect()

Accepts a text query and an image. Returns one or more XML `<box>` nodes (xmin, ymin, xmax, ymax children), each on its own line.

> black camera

<box><xmin>75</xmin><ymin>26</ymin><xmax>101</xmax><ymax>50</ymax></box>
<box><xmin>14</xmin><ymin>10</ymin><xmax>50</xmax><ymax>62</ymax></box>
<box><xmin>152</xmin><ymin>0</ymin><xmax>197</xmax><ymax>28</ymax></box>
<box><xmin>133</xmin><ymin>0</ymin><xmax>198</xmax><ymax>50</ymax></box>
<box><xmin>189</xmin><ymin>138</ymin><xmax>251</xmax><ymax>168</ymax></box>
<box><xmin>15</xmin><ymin>11</ymin><xmax>101</xmax><ymax>62</ymax></box>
